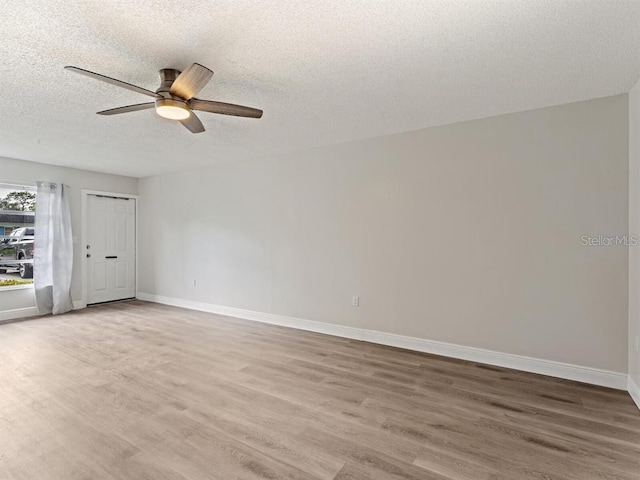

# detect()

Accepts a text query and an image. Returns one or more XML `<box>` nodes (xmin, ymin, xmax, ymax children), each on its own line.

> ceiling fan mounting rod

<box><xmin>157</xmin><ymin>69</ymin><xmax>182</xmax><ymax>97</ymax></box>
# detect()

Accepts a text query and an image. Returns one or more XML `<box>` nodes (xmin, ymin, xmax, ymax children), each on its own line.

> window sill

<box><xmin>0</xmin><ymin>284</ymin><xmax>34</xmax><ymax>292</ymax></box>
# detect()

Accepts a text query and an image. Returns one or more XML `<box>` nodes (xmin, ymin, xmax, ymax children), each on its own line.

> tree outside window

<box><xmin>0</xmin><ymin>191</ymin><xmax>36</xmax><ymax>212</ymax></box>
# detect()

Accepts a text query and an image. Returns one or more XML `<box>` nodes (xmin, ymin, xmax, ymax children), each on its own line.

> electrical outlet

<box><xmin>193</xmin><ymin>279</ymin><xmax>197</xmax><ymax>288</ymax></box>
<box><xmin>352</xmin><ymin>296</ymin><xmax>359</xmax><ymax>307</ymax></box>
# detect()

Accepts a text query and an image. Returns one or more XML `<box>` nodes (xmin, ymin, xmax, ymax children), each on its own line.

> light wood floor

<box><xmin>1</xmin><ymin>301</ymin><xmax>638</xmax><ymax>480</ymax></box>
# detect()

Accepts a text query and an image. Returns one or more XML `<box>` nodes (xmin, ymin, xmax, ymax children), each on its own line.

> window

<box><xmin>0</xmin><ymin>183</ymin><xmax>36</xmax><ymax>288</ymax></box>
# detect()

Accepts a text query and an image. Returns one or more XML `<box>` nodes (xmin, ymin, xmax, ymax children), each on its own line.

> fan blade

<box><xmin>65</xmin><ymin>66</ymin><xmax>158</xmax><ymax>98</ymax></box>
<box><xmin>190</xmin><ymin>99</ymin><xmax>263</xmax><ymax>118</ymax></box>
<box><xmin>180</xmin><ymin>111</ymin><xmax>205</xmax><ymax>133</ymax></box>
<box><xmin>97</xmin><ymin>102</ymin><xmax>155</xmax><ymax>115</ymax></box>
<box><xmin>170</xmin><ymin>63</ymin><xmax>213</xmax><ymax>100</ymax></box>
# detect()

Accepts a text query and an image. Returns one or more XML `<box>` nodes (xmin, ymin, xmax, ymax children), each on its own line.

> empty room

<box><xmin>1</xmin><ymin>1</ymin><xmax>639</xmax><ymax>479</ymax></box>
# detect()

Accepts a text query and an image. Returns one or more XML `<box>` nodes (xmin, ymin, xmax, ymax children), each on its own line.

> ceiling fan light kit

<box><xmin>64</xmin><ymin>63</ymin><xmax>263</xmax><ymax>133</ymax></box>
<box><xmin>155</xmin><ymin>98</ymin><xmax>190</xmax><ymax>120</ymax></box>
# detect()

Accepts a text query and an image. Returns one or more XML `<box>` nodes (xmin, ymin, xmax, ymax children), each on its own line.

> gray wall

<box><xmin>139</xmin><ymin>95</ymin><xmax>629</xmax><ymax>373</ymax></box>
<box><xmin>629</xmin><ymin>81</ymin><xmax>640</xmax><ymax>391</ymax></box>
<box><xmin>0</xmin><ymin>157</ymin><xmax>138</xmax><ymax>313</ymax></box>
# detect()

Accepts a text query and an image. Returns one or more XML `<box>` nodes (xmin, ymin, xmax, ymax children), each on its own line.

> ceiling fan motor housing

<box><xmin>157</xmin><ymin>69</ymin><xmax>182</xmax><ymax>98</ymax></box>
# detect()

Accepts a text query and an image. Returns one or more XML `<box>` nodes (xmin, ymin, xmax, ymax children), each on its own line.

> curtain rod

<box><xmin>0</xmin><ymin>181</ymin><xmax>37</xmax><ymax>191</ymax></box>
<box><xmin>0</xmin><ymin>181</ymin><xmax>72</xmax><ymax>190</ymax></box>
<box><xmin>35</xmin><ymin>181</ymin><xmax>71</xmax><ymax>189</ymax></box>
<box><xmin>0</xmin><ymin>180</ymin><xmax>37</xmax><ymax>187</ymax></box>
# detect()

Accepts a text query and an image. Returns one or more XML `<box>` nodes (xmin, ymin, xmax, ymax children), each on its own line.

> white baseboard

<box><xmin>361</xmin><ymin>329</ymin><xmax>627</xmax><ymax>390</ymax></box>
<box><xmin>137</xmin><ymin>292</ymin><xmax>628</xmax><ymax>391</ymax></box>
<box><xmin>0</xmin><ymin>307</ymin><xmax>38</xmax><ymax>322</ymax></box>
<box><xmin>629</xmin><ymin>376</ymin><xmax>640</xmax><ymax>410</ymax></box>
<box><xmin>137</xmin><ymin>293</ymin><xmax>363</xmax><ymax>340</ymax></box>
<box><xmin>0</xmin><ymin>300</ymin><xmax>84</xmax><ymax>323</ymax></box>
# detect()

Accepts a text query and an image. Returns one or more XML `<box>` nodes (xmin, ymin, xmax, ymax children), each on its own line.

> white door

<box><xmin>87</xmin><ymin>194</ymin><xmax>136</xmax><ymax>304</ymax></box>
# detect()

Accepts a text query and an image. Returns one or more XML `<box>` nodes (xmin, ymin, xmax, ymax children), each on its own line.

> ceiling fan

<box><xmin>64</xmin><ymin>63</ymin><xmax>263</xmax><ymax>133</ymax></box>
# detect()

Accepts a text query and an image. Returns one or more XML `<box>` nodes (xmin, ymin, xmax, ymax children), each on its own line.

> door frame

<box><xmin>80</xmin><ymin>189</ymin><xmax>139</xmax><ymax>308</ymax></box>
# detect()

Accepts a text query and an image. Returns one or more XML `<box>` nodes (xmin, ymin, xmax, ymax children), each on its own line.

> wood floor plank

<box><xmin>0</xmin><ymin>300</ymin><xmax>638</xmax><ymax>480</ymax></box>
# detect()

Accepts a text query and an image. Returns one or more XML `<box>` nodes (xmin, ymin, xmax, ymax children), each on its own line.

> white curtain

<box><xmin>34</xmin><ymin>182</ymin><xmax>73</xmax><ymax>315</ymax></box>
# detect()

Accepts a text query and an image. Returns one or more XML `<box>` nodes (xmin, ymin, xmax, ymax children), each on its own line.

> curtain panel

<box><xmin>34</xmin><ymin>182</ymin><xmax>73</xmax><ymax>315</ymax></box>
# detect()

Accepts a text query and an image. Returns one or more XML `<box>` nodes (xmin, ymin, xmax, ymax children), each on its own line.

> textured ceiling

<box><xmin>1</xmin><ymin>0</ymin><xmax>639</xmax><ymax>178</ymax></box>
